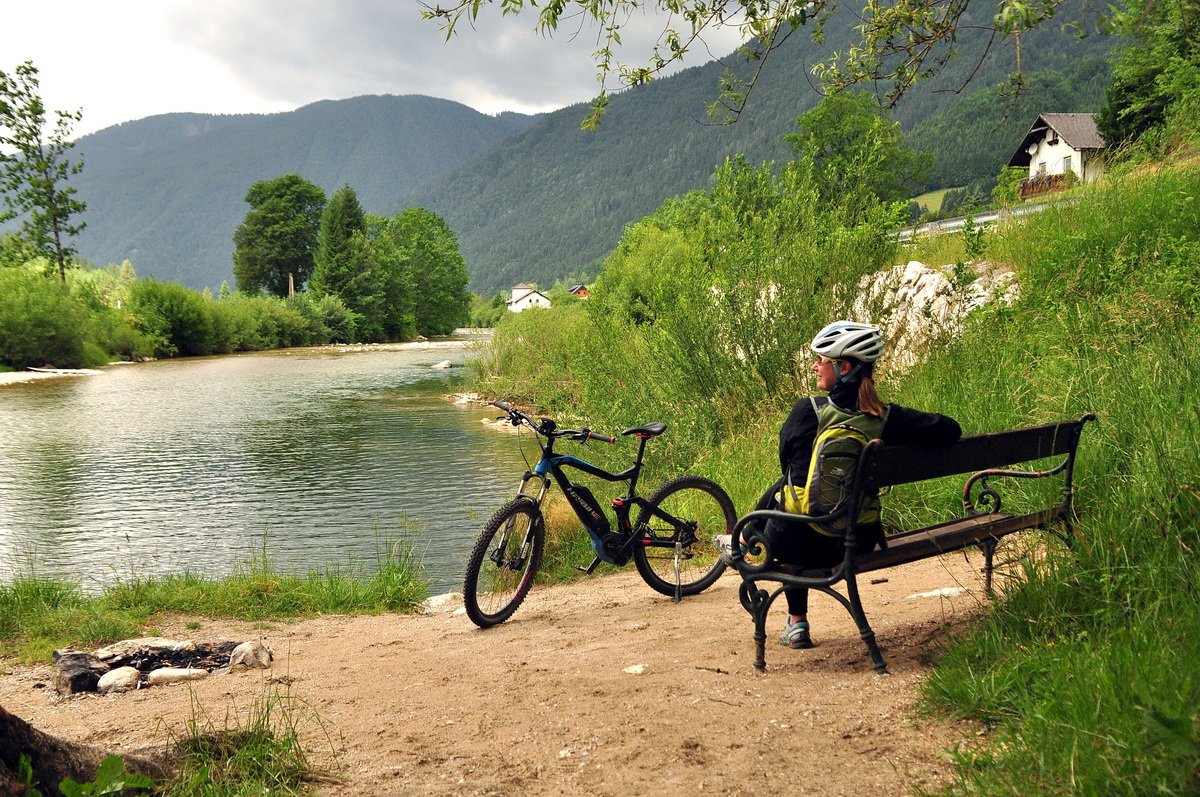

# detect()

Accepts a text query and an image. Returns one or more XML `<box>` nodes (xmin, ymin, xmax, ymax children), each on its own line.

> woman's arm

<box><xmin>778</xmin><ymin>397</ymin><xmax>824</xmax><ymax>478</ymax></box>
<box><xmin>880</xmin><ymin>405</ymin><xmax>962</xmax><ymax>446</ymax></box>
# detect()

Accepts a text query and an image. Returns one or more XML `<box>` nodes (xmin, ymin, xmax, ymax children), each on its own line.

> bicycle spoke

<box><xmin>633</xmin><ymin>475</ymin><xmax>735</xmax><ymax>598</ymax></box>
<box><xmin>464</xmin><ymin>498</ymin><xmax>544</xmax><ymax>627</ymax></box>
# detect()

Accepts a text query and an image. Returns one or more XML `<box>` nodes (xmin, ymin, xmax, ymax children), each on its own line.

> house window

<box><xmin>1038</xmin><ymin>162</ymin><xmax>1047</xmax><ymax>175</ymax></box>
<box><xmin>1063</xmin><ymin>155</ymin><xmax>1073</xmax><ymax>174</ymax></box>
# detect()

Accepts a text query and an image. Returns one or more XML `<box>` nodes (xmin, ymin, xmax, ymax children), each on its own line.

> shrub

<box><xmin>0</xmin><ymin>267</ymin><xmax>85</xmax><ymax>368</ymax></box>
<box><xmin>128</xmin><ymin>279</ymin><xmax>214</xmax><ymax>357</ymax></box>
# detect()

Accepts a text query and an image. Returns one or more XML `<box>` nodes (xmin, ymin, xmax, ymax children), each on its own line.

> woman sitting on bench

<box><xmin>756</xmin><ymin>320</ymin><xmax>962</xmax><ymax>650</ymax></box>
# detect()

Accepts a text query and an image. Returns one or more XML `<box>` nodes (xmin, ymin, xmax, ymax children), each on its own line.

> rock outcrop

<box><xmin>853</xmin><ymin>260</ymin><xmax>1019</xmax><ymax>370</ymax></box>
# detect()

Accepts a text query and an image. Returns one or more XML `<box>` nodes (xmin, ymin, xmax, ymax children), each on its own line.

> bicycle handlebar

<box><xmin>490</xmin><ymin>401</ymin><xmax>615</xmax><ymax>444</ymax></box>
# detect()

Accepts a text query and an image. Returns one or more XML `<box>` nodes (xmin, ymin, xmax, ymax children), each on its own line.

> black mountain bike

<box><xmin>463</xmin><ymin>401</ymin><xmax>736</xmax><ymax>628</ymax></box>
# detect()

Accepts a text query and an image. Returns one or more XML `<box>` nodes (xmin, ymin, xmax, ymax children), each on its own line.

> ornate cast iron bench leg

<box><xmin>979</xmin><ymin>537</ymin><xmax>998</xmax><ymax>596</ymax></box>
<box><xmin>844</xmin><ymin>572</ymin><xmax>888</xmax><ymax>673</ymax></box>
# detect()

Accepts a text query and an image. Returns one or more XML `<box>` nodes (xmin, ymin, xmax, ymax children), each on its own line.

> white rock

<box><xmin>622</xmin><ymin>664</ymin><xmax>646</xmax><ymax>675</ymax></box>
<box><xmin>905</xmin><ymin>587</ymin><xmax>969</xmax><ymax>600</ymax></box>
<box><xmin>431</xmin><ymin>360</ymin><xmax>453</xmax><ymax>369</ymax></box>
<box><xmin>98</xmin><ymin>666</ymin><xmax>141</xmax><ymax>693</ymax></box>
<box><xmin>94</xmin><ymin>637</ymin><xmax>195</xmax><ymax>661</ymax></box>
<box><xmin>146</xmin><ymin>667</ymin><xmax>209</xmax><ymax>686</ymax></box>
<box><xmin>852</xmin><ymin>259</ymin><xmax>1020</xmax><ymax>372</ymax></box>
<box><xmin>228</xmin><ymin>640</ymin><xmax>272</xmax><ymax>670</ymax></box>
<box><xmin>421</xmin><ymin>592</ymin><xmax>463</xmax><ymax>613</ymax></box>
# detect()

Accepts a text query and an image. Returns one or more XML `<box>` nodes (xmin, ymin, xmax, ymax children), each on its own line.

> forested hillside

<box><xmin>53</xmin><ymin>6</ymin><xmax>1115</xmax><ymax>295</ymax></box>
<box><xmin>67</xmin><ymin>96</ymin><xmax>536</xmax><ymax>289</ymax></box>
<box><xmin>405</xmin><ymin>3</ymin><xmax>1117</xmax><ymax>294</ymax></box>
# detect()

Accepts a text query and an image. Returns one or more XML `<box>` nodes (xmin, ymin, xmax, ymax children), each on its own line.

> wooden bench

<box><xmin>727</xmin><ymin>413</ymin><xmax>1095</xmax><ymax>673</ymax></box>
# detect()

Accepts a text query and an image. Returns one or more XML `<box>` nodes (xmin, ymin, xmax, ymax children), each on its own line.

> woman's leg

<box><xmin>764</xmin><ymin>519</ymin><xmax>846</xmax><ymax>647</ymax></box>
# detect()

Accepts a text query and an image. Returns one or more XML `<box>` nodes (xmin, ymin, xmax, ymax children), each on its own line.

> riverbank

<box><xmin>1</xmin><ymin>558</ymin><xmax>992</xmax><ymax>795</ymax></box>
<box><xmin>0</xmin><ymin>332</ymin><xmax>492</xmax><ymax>388</ymax></box>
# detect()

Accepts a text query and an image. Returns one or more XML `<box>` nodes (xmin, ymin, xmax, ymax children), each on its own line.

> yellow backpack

<box><xmin>778</xmin><ymin>398</ymin><xmax>887</xmax><ymax>537</ymax></box>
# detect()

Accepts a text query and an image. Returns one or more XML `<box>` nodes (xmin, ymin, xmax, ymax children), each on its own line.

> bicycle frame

<box><xmin>518</xmin><ymin>426</ymin><xmax>696</xmax><ymax>571</ymax></box>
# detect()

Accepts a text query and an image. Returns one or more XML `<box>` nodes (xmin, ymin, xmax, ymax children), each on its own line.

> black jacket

<box><xmin>778</xmin><ymin>381</ymin><xmax>962</xmax><ymax>486</ymax></box>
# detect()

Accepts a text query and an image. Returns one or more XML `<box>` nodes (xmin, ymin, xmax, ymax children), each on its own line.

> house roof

<box><xmin>507</xmin><ymin>289</ymin><xmax>549</xmax><ymax>305</ymax></box>
<box><xmin>568</xmin><ymin>284</ymin><xmax>587</xmax><ymax>293</ymax></box>
<box><xmin>1007</xmin><ymin>113</ymin><xmax>1105</xmax><ymax>167</ymax></box>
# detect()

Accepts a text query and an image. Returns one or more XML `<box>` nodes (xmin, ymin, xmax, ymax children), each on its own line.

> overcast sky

<box><xmin>3</xmin><ymin>0</ymin><xmax>746</xmax><ymax>137</ymax></box>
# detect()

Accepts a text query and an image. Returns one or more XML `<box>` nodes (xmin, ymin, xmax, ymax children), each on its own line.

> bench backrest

<box><xmin>861</xmin><ymin>413</ymin><xmax>1094</xmax><ymax>491</ymax></box>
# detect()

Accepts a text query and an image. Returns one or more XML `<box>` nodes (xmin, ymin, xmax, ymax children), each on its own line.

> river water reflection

<box><xmin>0</xmin><ymin>340</ymin><xmax>529</xmax><ymax>594</ymax></box>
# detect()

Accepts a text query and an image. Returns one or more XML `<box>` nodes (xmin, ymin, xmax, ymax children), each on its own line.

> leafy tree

<box><xmin>469</xmin><ymin>292</ymin><xmax>508</xmax><ymax>327</ymax></box>
<box><xmin>992</xmin><ymin>165</ymin><xmax>1028</xmax><ymax>206</ymax></box>
<box><xmin>425</xmin><ymin>0</ymin><xmax>1069</xmax><ymax>124</ymax></box>
<box><xmin>0</xmin><ymin>61</ymin><xmax>86</xmax><ymax>282</ymax></box>
<box><xmin>390</xmin><ymin>208</ymin><xmax>470</xmax><ymax>336</ymax></box>
<box><xmin>232</xmin><ymin>174</ymin><xmax>326</xmax><ymax>297</ymax></box>
<box><xmin>785</xmin><ymin>91</ymin><xmax>928</xmax><ymax>223</ymax></box>
<box><xmin>1097</xmin><ymin>0</ymin><xmax>1200</xmax><ymax>147</ymax></box>
<box><xmin>0</xmin><ymin>232</ymin><xmax>38</xmax><ymax>267</ymax></box>
<box><xmin>368</xmin><ymin>215</ymin><xmax>417</xmax><ymax>340</ymax></box>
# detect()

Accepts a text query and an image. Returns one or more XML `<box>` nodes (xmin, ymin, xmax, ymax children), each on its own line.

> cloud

<box><xmin>3</xmin><ymin>0</ymin><xmax>745</xmax><ymax>136</ymax></box>
<box><xmin>163</xmin><ymin>0</ymin><xmax>744</xmax><ymax>113</ymax></box>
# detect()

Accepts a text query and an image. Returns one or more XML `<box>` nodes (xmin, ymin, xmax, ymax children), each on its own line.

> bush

<box><xmin>292</xmin><ymin>292</ymin><xmax>358</xmax><ymax>343</ymax></box>
<box><xmin>128</xmin><ymin>279</ymin><xmax>214</xmax><ymax>357</ymax></box>
<box><xmin>0</xmin><ymin>267</ymin><xmax>86</xmax><ymax>368</ymax></box>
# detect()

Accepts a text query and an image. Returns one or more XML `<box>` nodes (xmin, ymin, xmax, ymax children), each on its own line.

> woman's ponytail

<box><xmin>856</xmin><ymin>364</ymin><xmax>886</xmax><ymax>417</ymax></box>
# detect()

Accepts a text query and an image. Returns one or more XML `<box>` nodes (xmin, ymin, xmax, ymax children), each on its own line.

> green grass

<box><xmin>159</xmin><ymin>687</ymin><xmax>332</xmax><ymax>797</ymax></box>
<box><xmin>911</xmin><ymin>186</ymin><xmax>958</xmax><ymax>213</ymax></box>
<box><xmin>897</xmin><ymin>159</ymin><xmax>1200</xmax><ymax>795</ymax></box>
<box><xmin>0</xmin><ymin>537</ymin><xmax>428</xmax><ymax>663</ymax></box>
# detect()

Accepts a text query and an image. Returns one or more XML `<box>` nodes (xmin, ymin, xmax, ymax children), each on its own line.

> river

<box><xmin>0</xmin><ymin>337</ymin><xmax>530</xmax><ymax>595</ymax></box>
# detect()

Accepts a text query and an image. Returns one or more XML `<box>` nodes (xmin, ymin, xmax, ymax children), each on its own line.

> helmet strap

<box><xmin>835</xmin><ymin>360</ymin><xmax>863</xmax><ymax>384</ymax></box>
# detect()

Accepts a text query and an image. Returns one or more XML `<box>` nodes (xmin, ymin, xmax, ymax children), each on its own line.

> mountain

<box><xmin>56</xmin><ymin>6</ymin><xmax>1116</xmax><ymax>295</ymax></box>
<box><xmin>68</xmin><ymin>96</ymin><xmax>538</xmax><ymax>289</ymax></box>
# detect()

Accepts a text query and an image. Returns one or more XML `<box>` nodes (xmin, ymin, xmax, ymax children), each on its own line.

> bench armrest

<box><xmin>731</xmin><ymin>507</ymin><xmax>855</xmax><ymax>574</ymax></box>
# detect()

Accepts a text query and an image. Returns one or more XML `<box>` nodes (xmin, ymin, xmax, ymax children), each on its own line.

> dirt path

<box><xmin>0</xmin><ymin>553</ymin><xmax>993</xmax><ymax>796</ymax></box>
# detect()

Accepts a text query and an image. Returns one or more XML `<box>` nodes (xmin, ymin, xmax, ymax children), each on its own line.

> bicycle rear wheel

<box><xmin>463</xmin><ymin>497</ymin><xmax>545</xmax><ymax>628</ymax></box>
<box><xmin>632</xmin><ymin>475</ymin><xmax>735</xmax><ymax>598</ymax></box>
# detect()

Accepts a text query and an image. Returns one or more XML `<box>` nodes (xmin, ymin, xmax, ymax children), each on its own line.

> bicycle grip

<box><xmin>491</xmin><ymin>400</ymin><xmax>513</xmax><ymax>411</ymax></box>
<box><xmin>587</xmin><ymin>431</ymin><xmax>616</xmax><ymax>444</ymax></box>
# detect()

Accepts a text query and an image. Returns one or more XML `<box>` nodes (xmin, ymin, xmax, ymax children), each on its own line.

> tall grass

<box><xmin>0</xmin><ymin>537</ymin><xmax>427</xmax><ymax>663</ymax></box>
<box><xmin>904</xmin><ymin>160</ymin><xmax>1200</xmax><ymax>795</ymax></box>
<box><xmin>160</xmin><ymin>687</ymin><xmax>331</xmax><ymax>797</ymax></box>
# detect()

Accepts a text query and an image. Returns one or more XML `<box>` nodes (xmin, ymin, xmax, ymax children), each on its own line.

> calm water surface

<box><xmin>0</xmin><ymin>341</ymin><xmax>530</xmax><ymax>594</ymax></box>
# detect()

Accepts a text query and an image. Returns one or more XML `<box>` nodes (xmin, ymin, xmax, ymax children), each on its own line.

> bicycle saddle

<box><xmin>621</xmin><ymin>422</ymin><xmax>667</xmax><ymax>437</ymax></box>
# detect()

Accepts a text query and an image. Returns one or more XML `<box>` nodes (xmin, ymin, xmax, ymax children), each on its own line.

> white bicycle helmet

<box><xmin>810</xmin><ymin>321</ymin><xmax>885</xmax><ymax>363</ymax></box>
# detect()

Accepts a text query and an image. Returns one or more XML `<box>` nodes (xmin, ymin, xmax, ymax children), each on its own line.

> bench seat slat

<box><xmin>858</xmin><ymin>508</ymin><xmax>1059</xmax><ymax>572</ymax></box>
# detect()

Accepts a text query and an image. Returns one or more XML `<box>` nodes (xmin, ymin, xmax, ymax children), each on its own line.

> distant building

<box><xmin>507</xmin><ymin>283</ymin><xmax>551</xmax><ymax>313</ymax></box>
<box><xmin>1007</xmin><ymin>113</ymin><xmax>1106</xmax><ymax>199</ymax></box>
<box><xmin>568</xmin><ymin>284</ymin><xmax>590</xmax><ymax>299</ymax></box>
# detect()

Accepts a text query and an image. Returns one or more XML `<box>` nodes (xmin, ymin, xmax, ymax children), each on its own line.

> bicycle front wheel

<box><xmin>632</xmin><ymin>475</ymin><xmax>735</xmax><ymax>598</ymax></box>
<box><xmin>463</xmin><ymin>497</ymin><xmax>545</xmax><ymax>628</ymax></box>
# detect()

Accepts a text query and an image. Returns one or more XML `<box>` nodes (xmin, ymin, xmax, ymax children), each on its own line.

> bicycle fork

<box><xmin>491</xmin><ymin>473</ymin><xmax>548</xmax><ymax>571</ymax></box>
